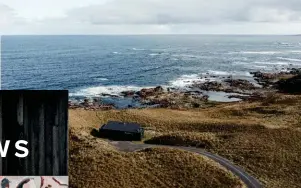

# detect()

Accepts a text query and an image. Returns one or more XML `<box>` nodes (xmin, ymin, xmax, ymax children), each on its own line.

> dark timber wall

<box><xmin>0</xmin><ymin>90</ymin><xmax>68</xmax><ymax>176</ymax></box>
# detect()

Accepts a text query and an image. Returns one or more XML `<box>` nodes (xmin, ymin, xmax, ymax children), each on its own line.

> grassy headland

<box><xmin>69</xmin><ymin>72</ymin><xmax>301</xmax><ymax>188</ymax></box>
<box><xmin>69</xmin><ymin>93</ymin><xmax>301</xmax><ymax>188</ymax></box>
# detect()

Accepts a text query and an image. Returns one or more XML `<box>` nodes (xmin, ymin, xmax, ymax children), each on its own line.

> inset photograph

<box><xmin>0</xmin><ymin>176</ymin><xmax>68</xmax><ymax>188</ymax></box>
<box><xmin>0</xmin><ymin>91</ymin><xmax>68</xmax><ymax>176</ymax></box>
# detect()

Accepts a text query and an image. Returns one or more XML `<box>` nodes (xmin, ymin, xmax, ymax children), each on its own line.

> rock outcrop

<box><xmin>275</xmin><ymin>74</ymin><xmax>301</xmax><ymax>94</ymax></box>
<box><xmin>224</xmin><ymin>79</ymin><xmax>257</xmax><ymax>90</ymax></box>
<box><xmin>134</xmin><ymin>87</ymin><xmax>209</xmax><ymax>109</ymax></box>
<box><xmin>191</xmin><ymin>79</ymin><xmax>257</xmax><ymax>94</ymax></box>
<box><xmin>69</xmin><ymin>98</ymin><xmax>115</xmax><ymax>110</ymax></box>
<box><xmin>251</xmin><ymin>68</ymin><xmax>301</xmax><ymax>88</ymax></box>
<box><xmin>136</xmin><ymin>86</ymin><xmax>164</xmax><ymax>98</ymax></box>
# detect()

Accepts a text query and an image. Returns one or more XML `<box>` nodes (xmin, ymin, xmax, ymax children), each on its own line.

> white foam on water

<box><xmin>278</xmin><ymin>42</ymin><xmax>290</xmax><ymax>45</ymax></box>
<box><xmin>252</xmin><ymin>65</ymin><xmax>269</xmax><ymax>69</ymax></box>
<box><xmin>96</xmin><ymin>77</ymin><xmax>109</xmax><ymax>81</ymax></box>
<box><xmin>171</xmin><ymin>54</ymin><xmax>203</xmax><ymax>59</ymax></box>
<box><xmin>277</xmin><ymin>57</ymin><xmax>301</xmax><ymax>62</ymax></box>
<box><xmin>207</xmin><ymin>70</ymin><xmax>231</xmax><ymax>76</ymax></box>
<box><xmin>252</xmin><ymin>61</ymin><xmax>293</xmax><ymax>65</ymax></box>
<box><xmin>71</xmin><ymin>85</ymin><xmax>151</xmax><ymax>97</ymax></box>
<box><xmin>253</xmin><ymin>61</ymin><xmax>301</xmax><ymax>66</ymax></box>
<box><xmin>132</xmin><ymin>47</ymin><xmax>145</xmax><ymax>51</ymax></box>
<box><xmin>232</xmin><ymin>61</ymin><xmax>248</xmax><ymax>65</ymax></box>
<box><xmin>113</xmin><ymin>52</ymin><xmax>119</xmax><ymax>54</ymax></box>
<box><xmin>169</xmin><ymin>74</ymin><xmax>206</xmax><ymax>88</ymax></box>
<box><xmin>229</xmin><ymin>51</ymin><xmax>285</xmax><ymax>55</ymax></box>
<box><xmin>150</xmin><ymin>48</ymin><xmax>168</xmax><ymax>51</ymax></box>
<box><xmin>149</xmin><ymin>53</ymin><xmax>159</xmax><ymax>56</ymax></box>
<box><xmin>169</xmin><ymin>70</ymin><xmax>254</xmax><ymax>89</ymax></box>
<box><xmin>243</xmin><ymin>64</ymin><xmax>275</xmax><ymax>71</ymax></box>
<box><xmin>291</xmin><ymin>50</ymin><xmax>301</xmax><ymax>53</ymax></box>
<box><xmin>206</xmin><ymin>70</ymin><xmax>252</xmax><ymax>77</ymax></box>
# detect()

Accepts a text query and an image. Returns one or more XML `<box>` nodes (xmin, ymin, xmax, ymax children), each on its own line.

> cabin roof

<box><xmin>100</xmin><ymin>121</ymin><xmax>143</xmax><ymax>133</ymax></box>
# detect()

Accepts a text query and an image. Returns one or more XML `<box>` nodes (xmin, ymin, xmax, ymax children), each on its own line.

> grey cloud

<box><xmin>0</xmin><ymin>4</ymin><xmax>26</xmax><ymax>27</ymax></box>
<box><xmin>65</xmin><ymin>0</ymin><xmax>301</xmax><ymax>25</ymax></box>
<box><xmin>0</xmin><ymin>4</ymin><xmax>15</xmax><ymax>25</ymax></box>
<box><xmin>1</xmin><ymin>0</ymin><xmax>301</xmax><ymax>35</ymax></box>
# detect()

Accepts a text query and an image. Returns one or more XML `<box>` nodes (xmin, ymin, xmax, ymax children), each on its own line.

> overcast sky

<box><xmin>1</xmin><ymin>0</ymin><xmax>301</xmax><ymax>35</ymax></box>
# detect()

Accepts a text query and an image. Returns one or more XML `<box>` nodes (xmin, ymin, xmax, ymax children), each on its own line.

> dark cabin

<box><xmin>99</xmin><ymin>121</ymin><xmax>144</xmax><ymax>141</ymax></box>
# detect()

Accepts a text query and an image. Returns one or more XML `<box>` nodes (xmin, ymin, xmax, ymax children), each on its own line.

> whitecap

<box><xmin>277</xmin><ymin>57</ymin><xmax>301</xmax><ymax>62</ymax></box>
<box><xmin>96</xmin><ymin>78</ymin><xmax>109</xmax><ymax>81</ymax></box>
<box><xmin>132</xmin><ymin>47</ymin><xmax>145</xmax><ymax>51</ymax></box>
<box><xmin>228</xmin><ymin>51</ymin><xmax>282</xmax><ymax>55</ymax></box>
<box><xmin>168</xmin><ymin>74</ymin><xmax>220</xmax><ymax>88</ymax></box>
<box><xmin>149</xmin><ymin>53</ymin><xmax>159</xmax><ymax>56</ymax></box>
<box><xmin>169</xmin><ymin>74</ymin><xmax>204</xmax><ymax>88</ymax></box>
<box><xmin>71</xmin><ymin>85</ymin><xmax>151</xmax><ymax>97</ymax></box>
<box><xmin>206</xmin><ymin>70</ymin><xmax>252</xmax><ymax>77</ymax></box>
<box><xmin>171</xmin><ymin>54</ymin><xmax>203</xmax><ymax>59</ymax></box>
<box><xmin>207</xmin><ymin>70</ymin><xmax>230</xmax><ymax>76</ymax></box>
<box><xmin>290</xmin><ymin>50</ymin><xmax>301</xmax><ymax>53</ymax></box>
<box><xmin>252</xmin><ymin>61</ymin><xmax>292</xmax><ymax>65</ymax></box>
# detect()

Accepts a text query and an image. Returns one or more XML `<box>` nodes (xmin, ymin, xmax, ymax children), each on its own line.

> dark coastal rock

<box><xmin>250</xmin><ymin>71</ymin><xmax>275</xmax><ymax>80</ymax></box>
<box><xmin>275</xmin><ymin>74</ymin><xmax>301</xmax><ymax>94</ymax></box>
<box><xmin>193</xmin><ymin>81</ymin><xmax>224</xmax><ymax>91</ymax></box>
<box><xmin>228</xmin><ymin>93</ymin><xmax>263</xmax><ymax>101</ymax></box>
<box><xmin>190</xmin><ymin>77</ymin><xmax>260</xmax><ymax>95</ymax></box>
<box><xmin>82</xmin><ymin>98</ymin><xmax>93</xmax><ymax>106</ymax></box>
<box><xmin>121</xmin><ymin>90</ymin><xmax>135</xmax><ymax>97</ymax></box>
<box><xmin>184</xmin><ymin>90</ymin><xmax>203</xmax><ymax>95</ymax></box>
<box><xmin>228</xmin><ymin>95</ymin><xmax>249</xmax><ymax>100</ymax></box>
<box><xmin>251</xmin><ymin>71</ymin><xmax>281</xmax><ymax>87</ymax></box>
<box><xmin>136</xmin><ymin>86</ymin><xmax>164</xmax><ymax>98</ymax></box>
<box><xmin>251</xmin><ymin>70</ymin><xmax>301</xmax><ymax>88</ymax></box>
<box><xmin>224</xmin><ymin>79</ymin><xmax>257</xmax><ymax>90</ymax></box>
<box><xmin>202</xmin><ymin>95</ymin><xmax>209</xmax><ymax>101</ymax></box>
<box><xmin>101</xmin><ymin>93</ymin><xmax>119</xmax><ymax>98</ymax></box>
<box><xmin>154</xmin><ymin>86</ymin><xmax>164</xmax><ymax>92</ymax></box>
<box><xmin>136</xmin><ymin>86</ymin><xmax>209</xmax><ymax>109</ymax></box>
<box><xmin>69</xmin><ymin>98</ymin><xmax>115</xmax><ymax>110</ymax></box>
<box><xmin>289</xmin><ymin>68</ymin><xmax>301</xmax><ymax>75</ymax></box>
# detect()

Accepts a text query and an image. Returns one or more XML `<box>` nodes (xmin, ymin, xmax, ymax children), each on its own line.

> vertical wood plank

<box><xmin>33</xmin><ymin>97</ymin><xmax>40</xmax><ymax>175</ymax></box>
<box><xmin>44</xmin><ymin>95</ymin><xmax>54</xmax><ymax>176</ymax></box>
<box><xmin>23</xmin><ymin>95</ymin><xmax>29</xmax><ymax>175</ymax></box>
<box><xmin>29</xmin><ymin>97</ymin><xmax>36</xmax><ymax>175</ymax></box>
<box><xmin>17</xmin><ymin>94</ymin><xmax>23</xmax><ymax>126</ymax></box>
<box><xmin>38</xmin><ymin>101</ymin><xmax>45</xmax><ymax>175</ymax></box>
<box><xmin>52</xmin><ymin>97</ymin><xmax>60</xmax><ymax>175</ymax></box>
<box><xmin>58</xmin><ymin>92</ymin><xmax>68</xmax><ymax>175</ymax></box>
<box><xmin>17</xmin><ymin>93</ymin><xmax>24</xmax><ymax>175</ymax></box>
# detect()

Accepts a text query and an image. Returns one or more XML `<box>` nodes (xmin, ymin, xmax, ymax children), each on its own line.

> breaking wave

<box><xmin>70</xmin><ymin>85</ymin><xmax>151</xmax><ymax>97</ymax></box>
<box><xmin>277</xmin><ymin>57</ymin><xmax>301</xmax><ymax>62</ymax></box>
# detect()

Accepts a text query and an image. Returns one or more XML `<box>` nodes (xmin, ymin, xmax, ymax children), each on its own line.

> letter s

<box><xmin>15</xmin><ymin>140</ymin><xmax>29</xmax><ymax>158</ymax></box>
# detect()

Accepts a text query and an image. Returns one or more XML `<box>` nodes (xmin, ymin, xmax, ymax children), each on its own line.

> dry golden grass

<box><xmin>69</xmin><ymin>94</ymin><xmax>301</xmax><ymax>188</ymax></box>
<box><xmin>69</xmin><ymin>128</ymin><xmax>244</xmax><ymax>188</ymax></box>
<box><xmin>145</xmin><ymin>132</ymin><xmax>219</xmax><ymax>148</ymax></box>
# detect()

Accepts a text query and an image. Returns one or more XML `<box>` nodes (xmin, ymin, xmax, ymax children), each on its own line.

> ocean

<box><xmin>2</xmin><ymin>35</ymin><xmax>301</xmax><ymax>107</ymax></box>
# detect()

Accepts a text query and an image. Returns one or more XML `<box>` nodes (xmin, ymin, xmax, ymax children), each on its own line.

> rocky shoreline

<box><xmin>69</xmin><ymin>67</ymin><xmax>301</xmax><ymax>110</ymax></box>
